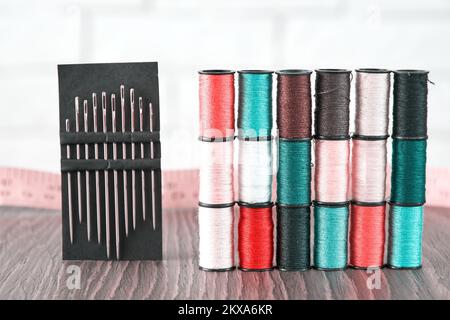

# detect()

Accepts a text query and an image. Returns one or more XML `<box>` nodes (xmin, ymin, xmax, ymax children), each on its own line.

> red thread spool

<box><xmin>199</xmin><ymin>70</ymin><xmax>235</xmax><ymax>139</ymax></box>
<box><xmin>238</xmin><ymin>205</ymin><xmax>274</xmax><ymax>271</ymax></box>
<box><xmin>350</xmin><ymin>204</ymin><xmax>386</xmax><ymax>268</ymax></box>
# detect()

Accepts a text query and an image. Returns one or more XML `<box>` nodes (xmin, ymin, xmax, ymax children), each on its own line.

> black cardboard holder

<box><xmin>58</xmin><ymin>62</ymin><xmax>162</xmax><ymax>260</ymax></box>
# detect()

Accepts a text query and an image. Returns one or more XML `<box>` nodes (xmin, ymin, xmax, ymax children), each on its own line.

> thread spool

<box><xmin>276</xmin><ymin>69</ymin><xmax>312</xmax><ymax>139</ymax></box>
<box><xmin>199</xmin><ymin>70</ymin><xmax>235</xmax><ymax>140</ymax></box>
<box><xmin>238</xmin><ymin>70</ymin><xmax>273</xmax><ymax>139</ymax></box>
<box><xmin>198</xmin><ymin>139</ymin><xmax>234</xmax><ymax>205</ymax></box>
<box><xmin>198</xmin><ymin>205</ymin><xmax>235</xmax><ymax>271</ymax></box>
<box><xmin>238</xmin><ymin>204</ymin><xmax>274</xmax><ymax>271</ymax></box>
<box><xmin>351</xmin><ymin>138</ymin><xmax>387</xmax><ymax>203</ymax></box>
<box><xmin>276</xmin><ymin>205</ymin><xmax>310</xmax><ymax>271</ymax></box>
<box><xmin>313</xmin><ymin>202</ymin><xmax>349</xmax><ymax>270</ymax></box>
<box><xmin>354</xmin><ymin>69</ymin><xmax>391</xmax><ymax>138</ymax></box>
<box><xmin>314</xmin><ymin>69</ymin><xmax>351</xmax><ymax>138</ymax></box>
<box><xmin>238</xmin><ymin>139</ymin><xmax>273</xmax><ymax>205</ymax></box>
<box><xmin>277</xmin><ymin>139</ymin><xmax>311</xmax><ymax>206</ymax></box>
<box><xmin>390</xmin><ymin>139</ymin><xmax>427</xmax><ymax>205</ymax></box>
<box><xmin>314</xmin><ymin>139</ymin><xmax>350</xmax><ymax>203</ymax></box>
<box><xmin>393</xmin><ymin>70</ymin><xmax>429</xmax><ymax>139</ymax></box>
<box><xmin>387</xmin><ymin>204</ymin><xmax>424</xmax><ymax>269</ymax></box>
<box><xmin>349</xmin><ymin>203</ymin><xmax>386</xmax><ymax>269</ymax></box>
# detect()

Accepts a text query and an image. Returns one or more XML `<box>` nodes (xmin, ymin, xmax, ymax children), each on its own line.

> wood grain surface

<box><xmin>0</xmin><ymin>206</ymin><xmax>449</xmax><ymax>300</ymax></box>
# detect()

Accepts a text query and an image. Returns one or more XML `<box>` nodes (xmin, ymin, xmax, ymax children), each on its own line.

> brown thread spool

<box><xmin>276</xmin><ymin>70</ymin><xmax>313</xmax><ymax>139</ymax></box>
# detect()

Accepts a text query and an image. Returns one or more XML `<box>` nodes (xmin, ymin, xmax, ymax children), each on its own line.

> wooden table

<box><xmin>0</xmin><ymin>206</ymin><xmax>448</xmax><ymax>300</ymax></box>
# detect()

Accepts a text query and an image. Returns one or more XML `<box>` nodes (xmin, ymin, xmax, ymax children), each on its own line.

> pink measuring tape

<box><xmin>0</xmin><ymin>166</ymin><xmax>449</xmax><ymax>210</ymax></box>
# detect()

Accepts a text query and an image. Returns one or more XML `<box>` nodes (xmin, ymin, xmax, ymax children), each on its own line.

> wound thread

<box><xmin>391</xmin><ymin>139</ymin><xmax>427</xmax><ymax>205</ymax></box>
<box><xmin>314</xmin><ymin>139</ymin><xmax>350</xmax><ymax>203</ymax></box>
<box><xmin>198</xmin><ymin>70</ymin><xmax>236</xmax><ymax>271</ymax></box>
<box><xmin>238</xmin><ymin>71</ymin><xmax>273</xmax><ymax>138</ymax></box>
<box><xmin>276</xmin><ymin>70</ymin><xmax>312</xmax><ymax>139</ymax></box>
<box><xmin>388</xmin><ymin>204</ymin><xmax>423</xmax><ymax>269</ymax></box>
<box><xmin>199</xmin><ymin>70</ymin><xmax>235</xmax><ymax>139</ymax></box>
<box><xmin>314</xmin><ymin>69</ymin><xmax>351</xmax><ymax>138</ymax></box>
<box><xmin>198</xmin><ymin>205</ymin><xmax>235</xmax><ymax>270</ymax></box>
<box><xmin>313</xmin><ymin>203</ymin><xmax>349</xmax><ymax>270</ymax></box>
<box><xmin>355</xmin><ymin>69</ymin><xmax>391</xmax><ymax>137</ymax></box>
<box><xmin>238</xmin><ymin>205</ymin><xmax>274</xmax><ymax>271</ymax></box>
<box><xmin>393</xmin><ymin>70</ymin><xmax>429</xmax><ymax>139</ymax></box>
<box><xmin>349</xmin><ymin>204</ymin><xmax>386</xmax><ymax>268</ymax></box>
<box><xmin>351</xmin><ymin>138</ymin><xmax>387</xmax><ymax>203</ymax></box>
<box><xmin>277</xmin><ymin>139</ymin><xmax>311</xmax><ymax>206</ymax></box>
<box><xmin>238</xmin><ymin>139</ymin><xmax>273</xmax><ymax>204</ymax></box>
<box><xmin>388</xmin><ymin>69</ymin><xmax>429</xmax><ymax>270</ymax></box>
<box><xmin>198</xmin><ymin>140</ymin><xmax>234</xmax><ymax>205</ymax></box>
<box><xmin>276</xmin><ymin>205</ymin><xmax>311</xmax><ymax>271</ymax></box>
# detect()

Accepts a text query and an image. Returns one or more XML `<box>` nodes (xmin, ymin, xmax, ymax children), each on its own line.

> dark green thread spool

<box><xmin>276</xmin><ymin>205</ymin><xmax>311</xmax><ymax>271</ymax></box>
<box><xmin>277</xmin><ymin>139</ymin><xmax>311</xmax><ymax>206</ymax></box>
<box><xmin>390</xmin><ymin>139</ymin><xmax>427</xmax><ymax>205</ymax></box>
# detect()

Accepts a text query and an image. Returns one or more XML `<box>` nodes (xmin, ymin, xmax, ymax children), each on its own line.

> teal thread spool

<box><xmin>277</xmin><ymin>139</ymin><xmax>311</xmax><ymax>205</ymax></box>
<box><xmin>391</xmin><ymin>139</ymin><xmax>427</xmax><ymax>205</ymax></box>
<box><xmin>313</xmin><ymin>203</ymin><xmax>349</xmax><ymax>270</ymax></box>
<box><xmin>238</xmin><ymin>70</ymin><xmax>273</xmax><ymax>138</ymax></box>
<box><xmin>388</xmin><ymin>204</ymin><xmax>424</xmax><ymax>269</ymax></box>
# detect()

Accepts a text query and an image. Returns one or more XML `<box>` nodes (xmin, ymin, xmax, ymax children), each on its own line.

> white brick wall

<box><xmin>0</xmin><ymin>0</ymin><xmax>448</xmax><ymax>171</ymax></box>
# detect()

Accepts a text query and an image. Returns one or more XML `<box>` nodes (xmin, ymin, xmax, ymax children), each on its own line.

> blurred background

<box><xmin>0</xmin><ymin>0</ymin><xmax>449</xmax><ymax>172</ymax></box>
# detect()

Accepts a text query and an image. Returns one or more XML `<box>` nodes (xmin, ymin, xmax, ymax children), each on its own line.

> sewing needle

<box><xmin>75</xmin><ymin>97</ymin><xmax>82</xmax><ymax>223</ymax></box>
<box><xmin>120</xmin><ymin>85</ymin><xmax>129</xmax><ymax>236</ymax></box>
<box><xmin>130</xmin><ymin>89</ymin><xmax>136</xmax><ymax>230</ymax></box>
<box><xmin>111</xmin><ymin>94</ymin><xmax>120</xmax><ymax>259</ymax></box>
<box><xmin>139</xmin><ymin>97</ymin><xmax>146</xmax><ymax>222</ymax></box>
<box><xmin>149</xmin><ymin>103</ymin><xmax>156</xmax><ymax>230</ymax></box>
<box><xmin>93</xmin><ymin>93</ymin><xmax>101</xmax><ymax>244</ymax></box>
<box><xmin>65</xmin><ymin>119</ymin><xmax>73</xmax><ymax>243</ymax></box>
<box><xmin>83</xmin><ymin>100</ymin><xmax>91</xmax><ymax>241</ymax></box>
<box><xmin>102</xmin><ymin>92</ymin><xmax>111</xmax><ymax>259</ymax></box>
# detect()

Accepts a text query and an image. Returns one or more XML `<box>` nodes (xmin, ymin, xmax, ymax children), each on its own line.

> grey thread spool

<box><xmin>314</xmin><ymin>69</ymin><xmax>352</xmax><ymax>138</ymax></box>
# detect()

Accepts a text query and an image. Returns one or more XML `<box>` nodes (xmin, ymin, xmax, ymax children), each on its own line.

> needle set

<box><xmin>58</xmin><ymin>62</ymin><xmax>162</xmax><ymax>260</ymax></box>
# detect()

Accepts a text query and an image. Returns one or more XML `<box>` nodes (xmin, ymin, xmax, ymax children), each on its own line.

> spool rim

<box><xmin>394</xmin><ymin>69</ymin><xmax>429</xmax><ymax>75</ymax></box>
<box><xmin>313</xmin><ymin>135</ymin><xmax>351</xmax><ymax>141</ymax></box>
<box><xmin>276</xmin><ymin>69</ymin><xmax>312</xmax><ymax>76</ymax></box>
<box><xmin>198</xmin><ymin>202</ymin><xmax>235</xmax><ymax>209</ymax></box>
<box><xmin>315</xmin><ymin>68</ymin><xmax>352</xmax><ymax>74</ymax></box>
<box><xmin>355</xmin><ymin>68</ymin><xmax>391</xmax><ymax>74</ymax></box>
<box><xmin>238</xmin><ymin>70</ymin><xmax>274</xmax><ymax>74</ymax></box>
<box><xmin>351</xmin><ymin>200</ymin><xmax>387</xmax><ymax>207</ymax></box>
<box><xmin>238</xmin><ymin>201</ymin><xmax>274</xmax><ymax>209</ymax></box>
<box><xmin>198</xmin><ymin>69</ymin><xmax>235</xmax><ymax>75</ymax></box>
<box><xmin>199</xmin><ymin>266</ymin><xmax>236</xmax><ymax>272</ymax></box>
<box><xmin>238</xmin><ymin>267</ymin><xmax>274</xmax><ymax>272</ymax></box>
<box><xmin>313</xmin><ymin>200</ymin><xmax>350</xmax><ymax>208</ymax></box>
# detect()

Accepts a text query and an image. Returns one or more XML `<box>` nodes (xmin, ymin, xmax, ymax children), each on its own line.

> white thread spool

<box><xmin>199</xmin><ymin>140</ymin><xmax>234</xmax><ymax>205</ymax></box>
<box><xmin>238</xmin><ymin>139</ymin><xmax>273</xmax><ymax>204</ymax></box>
<box><xmin>351</xmin><ymin>139</ymin><xmax>387</xmax><ymax>203</ymax></box>
<box><xmin>314</xmin><ymin>139</ymin><xmax>350</xmax><ymax>203</ymax></box>
<box><xmin>198</xmin><ymin>206</ymin><xmax>235</xmax><ymax>270</ymax></box>
<box><xmin>355</xmin><ymin>69</ymin><xmax>391</xmax><ymax>137</ymax></box>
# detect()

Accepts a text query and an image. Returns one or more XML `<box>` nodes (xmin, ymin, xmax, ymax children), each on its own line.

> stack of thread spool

<box><xmin>237</xmin><ymin>70</ymin><xmax>274</xmax><ymax>271</ymax></box>
<box><xmin>350</xmin><ymin>69</ymin><xmax>391</xmax><ymax>269</ymax></box>
<box><xmin>276</xmin><ymin>70</ymin><xmax>313</xmax><ymax>271</ymax></box>
<box><xmin>388</xmin><ymin>70</ymin><xmax>429</xmax><ymax>269</ymax></box>
<box><xmin>198</xmin><ymin>70</ymin><xmax>236</xmax><ymax>271</ymax></box>
<box><xmin>313</xmin><ymin>69</ymin><xmax>352</xmax><ymax>270</ymax></box>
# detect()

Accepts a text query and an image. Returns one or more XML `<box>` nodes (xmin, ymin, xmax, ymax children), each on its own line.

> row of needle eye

<box><xmin>65</xmin><ymin>85</ymin><xmax>155</xmax><ymax>259</ymax></box>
